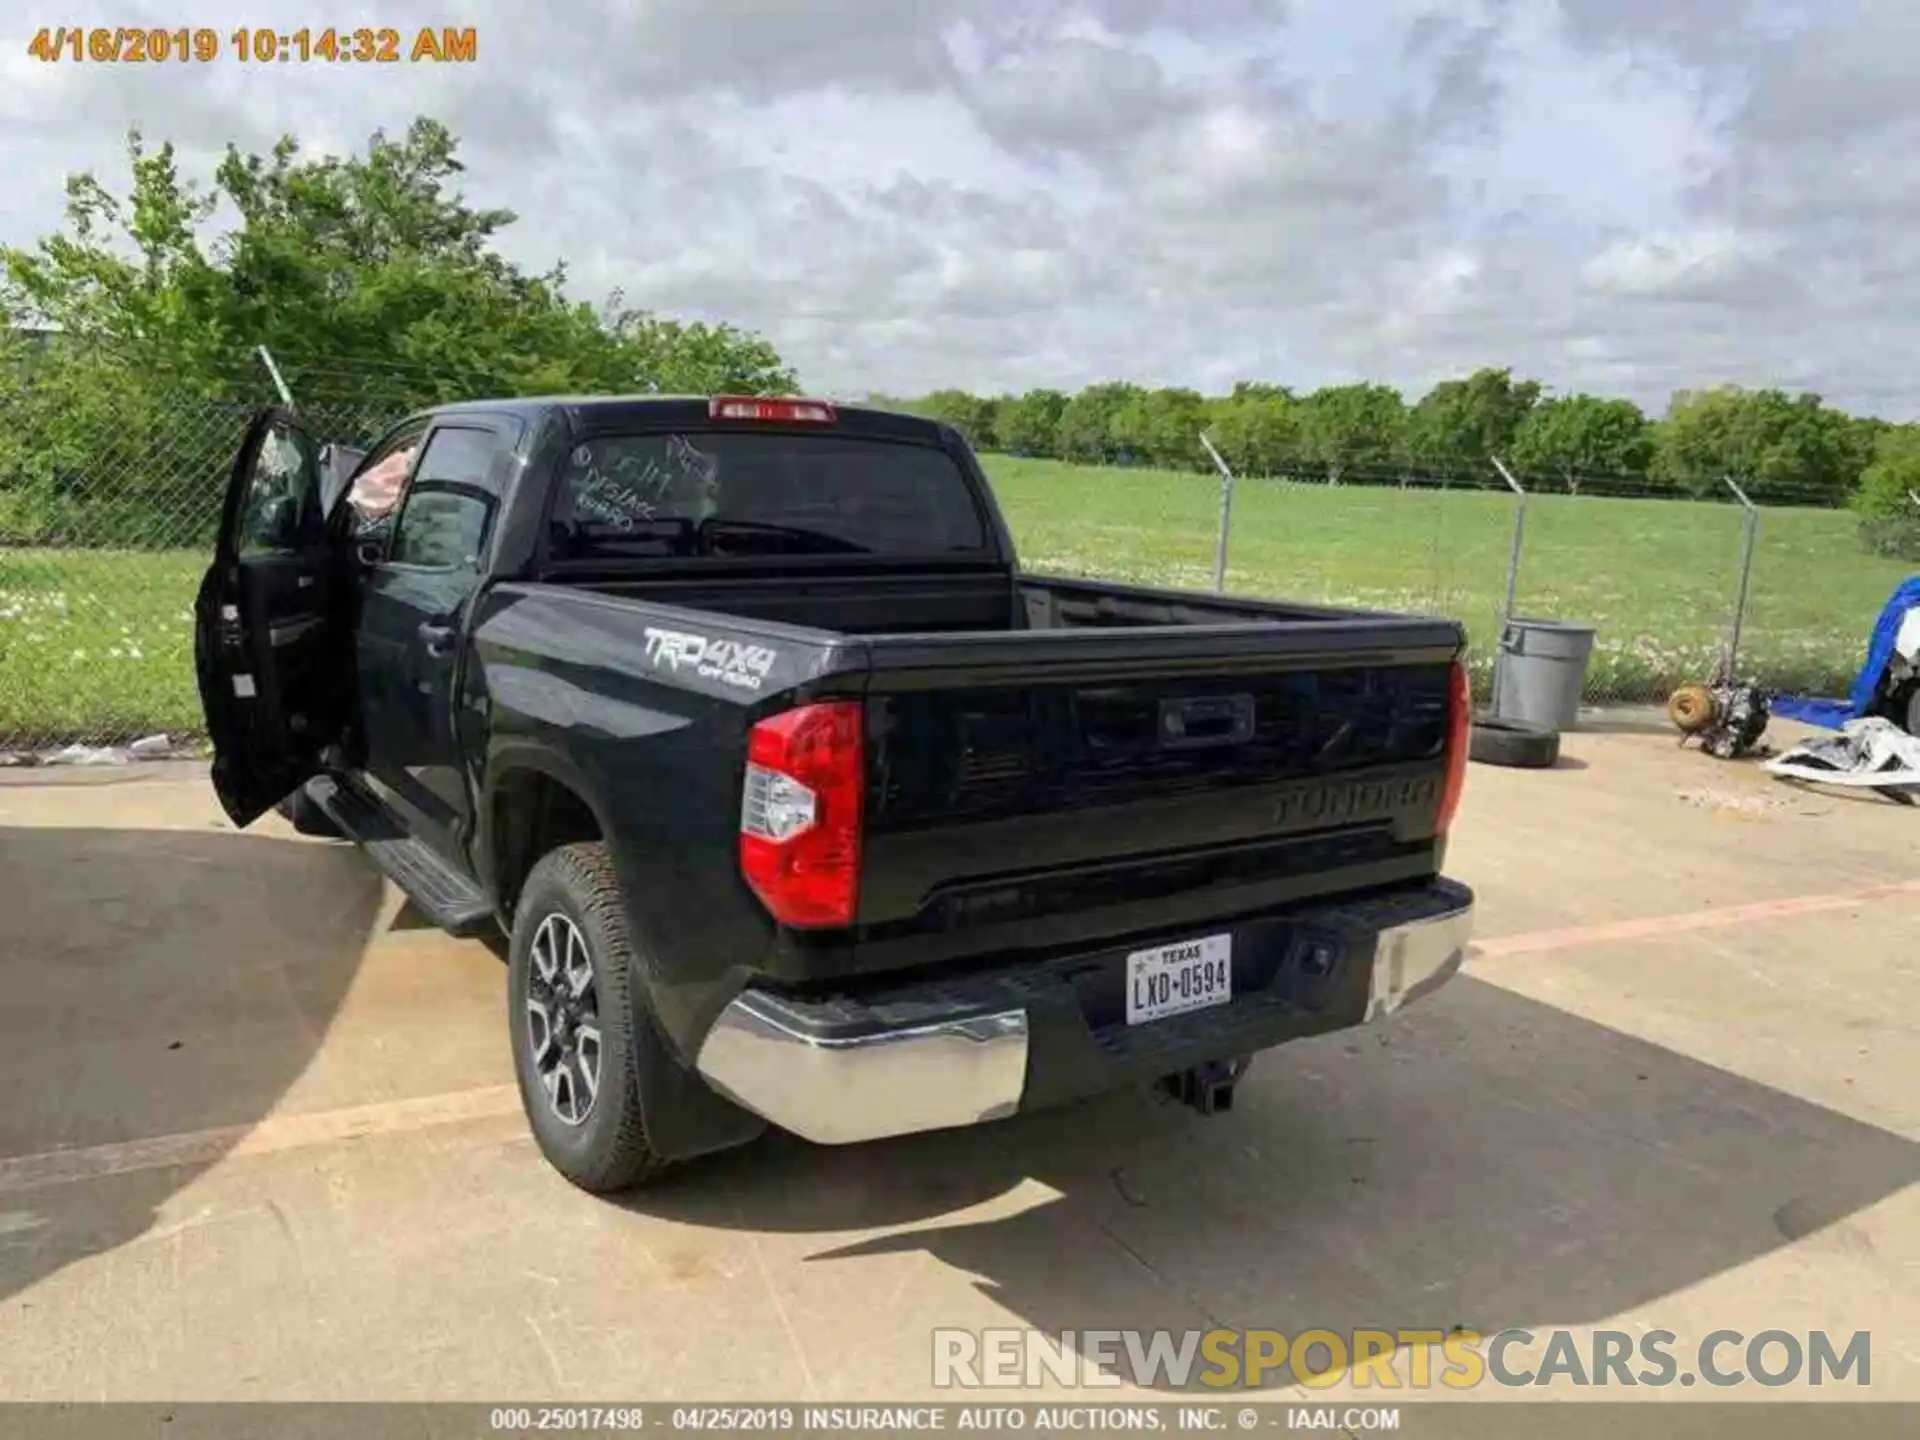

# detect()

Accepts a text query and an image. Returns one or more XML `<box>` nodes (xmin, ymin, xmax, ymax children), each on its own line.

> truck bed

<box><xmin>566</xmin><ymin>565</ymin><xmax>1393</xmax><ymax>637</ymax></box>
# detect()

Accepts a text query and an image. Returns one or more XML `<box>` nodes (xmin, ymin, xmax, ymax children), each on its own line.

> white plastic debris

<box><xmin>38</xmin><ymin>744</ymin><xmax>129</xmax><ymax>767</ymax></box>
<box><xmin>127</xmin><ymin>734</ymin><xmax>173</xmax><ymax>758</ymax></box>
<box><xmin>1765</xmin><ymin>717</ymin><xmax>1920</xmax><ymax>799</ymax></box>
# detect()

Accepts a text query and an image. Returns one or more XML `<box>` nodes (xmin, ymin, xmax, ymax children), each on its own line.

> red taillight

<box><xmin>1436</xmin><ymin>660</ymin><xmax>1470</xmax><ymax>835</ymax></box>
<box><xmin>739</xmin><ymin>701</ymin><xmax>863</xmax><ymax>928</ymax></box>
<box><xmin>709</xmin><ymin>395</ymin><xmax>838</xmax><ymax>424</ymax></box>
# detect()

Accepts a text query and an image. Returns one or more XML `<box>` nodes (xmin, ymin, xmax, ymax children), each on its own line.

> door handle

<box><xmin>1158</xmin><ymin>694</ymin><xmax>1257</xmax><ymax>750</ymax></box>
<box><xmin>419</xmin><ymin>622</ymin><xmax>458</xmax><ymax>658</ymax></box>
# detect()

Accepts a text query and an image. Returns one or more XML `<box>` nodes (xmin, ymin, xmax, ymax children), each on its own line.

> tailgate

<box><xmin>853</xmin><ymin>617</ymin><xmax>1462</xmax><ymax>963</ymax></box>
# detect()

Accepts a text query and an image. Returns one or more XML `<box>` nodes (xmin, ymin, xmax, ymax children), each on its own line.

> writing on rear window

<box><xmin>572</xmin><ymin>473</ymin><xmax>653</xmax><ymax>531</ymax></box>
<box><xmin>549</xmin><ymin>430</ymin><xmax>987</xmax><ymax>561</ymax></box>
<box><xmin>567</xmin><ymin>437</ymin><xmax>716</xmax><ymax>532</ymax></box>
<box><xmin>643</xmin><ymin>626</ymin><xmax>777</xmax><ymax>692</ymax></box>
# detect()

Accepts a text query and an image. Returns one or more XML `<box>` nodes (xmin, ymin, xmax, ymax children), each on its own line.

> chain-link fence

<box><xmin>0</xmin><ymin>376</ymin><xmax>403</xmax><ymax>753</ymax></box>
<box><xmin>1</xmin><ymin>375</ymin><xmax>1912</xmax><ymax>750</ymax></box>
<box><xmin>987</xmin><ymin>451</ymin><xmax>1913</xmax><ymax>714</ymax></box>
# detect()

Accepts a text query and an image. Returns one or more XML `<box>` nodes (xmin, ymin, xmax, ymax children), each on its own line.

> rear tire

<box><xmin>508</xmin><ymin>842</ymin><xmax>674</xmax><ymax>1193</ymax></box>
<box><xmin>1903</xmin><ymin>684</ymin><xmax>1920</xmax><ymax>740</ymax></box>
<box><xmin>1469</xmin><ymin>715</ymin><xmax>1561</xmax><ymax>769</ymax></box>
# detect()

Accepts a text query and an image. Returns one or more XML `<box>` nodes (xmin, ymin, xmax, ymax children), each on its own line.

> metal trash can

<box><xmin>1491</xmin><ymin>618</ymin><xmax>1597</xmax><ymax>732</ymax></box>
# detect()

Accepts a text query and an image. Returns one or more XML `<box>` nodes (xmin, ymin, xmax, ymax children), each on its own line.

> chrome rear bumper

<box><xmin>696</xmin><ymin>892</ymin><xmax>1471</xmax><ymax>1146</ymax></box>
<box><xmin>1364</xmin><ymin>899</ymin><xmax>1472</xmax><ymax>1020</ymax></box>
<box><xmin>694</xmin><ymin>1000</ymin><xmax>1030</xmax><ymax>1146</ymax></box>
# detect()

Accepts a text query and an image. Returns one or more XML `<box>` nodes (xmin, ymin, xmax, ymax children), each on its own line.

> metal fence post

<box><xmin>1720</xmin><ymin>476</ymin><xmax>1760</xmax><ymax>685</ymax></box>
<box><xmin>1200</xmin><ymin>431</ymin><xmax>1237</xmax><ymax>594</ymax></box>
<box><xmin>256</xmin><ymin>345</ymin><xmax>295</xmax><ymax>408</ymax></box>
<box><xmin>1489</xmin><ymin>456</ymin><xmax>1527</xmax><ymax>710</ymax></box>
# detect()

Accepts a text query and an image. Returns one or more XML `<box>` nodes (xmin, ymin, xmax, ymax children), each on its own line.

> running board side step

<box><xmin>306</xmin><ymin>775</ymin><xmax>495</xmax><ymax>936</ymax></box>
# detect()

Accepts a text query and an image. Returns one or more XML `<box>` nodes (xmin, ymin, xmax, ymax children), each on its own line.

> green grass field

<box><xmin>2</xmin><ymin>457</ymin><xmax>1911</xmax><ymax>744</ymax></box>
<box><xmin>0</xmin><ymin>548</ymin><xmax>205</xmax><ymax>746</ymax></box>
<box><xmin>985</xmin><ymin>456</ymin><xmax>1912</xmax><ymax>702</ymax></box>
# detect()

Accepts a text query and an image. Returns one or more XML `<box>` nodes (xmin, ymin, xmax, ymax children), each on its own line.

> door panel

<box><xmin>194</xmin><ymin>408</ymin><xmax>344</xmax><ymax>826</ymax></box>
<box><xmin>358</xmin><ymin>562</ymin><xmax>483</xmax><ymax>850</ymax></box>
<box><xmin>355</xmin><ymin>423</ymin><xmax>511</xmax><ymax>861</ymax></box>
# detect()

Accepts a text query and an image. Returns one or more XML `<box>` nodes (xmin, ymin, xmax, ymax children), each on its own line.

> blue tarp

<box><xmin>1771</xmin><ymin>575</ymin><xmax>1920</xmax><ymax>730</ymax></box>
<box><xmin>1770</xmin><ymin>694</ymin><xmax>1855</xmax><ymax>729</ymax></box>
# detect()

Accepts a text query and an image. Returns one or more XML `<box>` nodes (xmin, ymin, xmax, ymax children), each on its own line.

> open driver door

<box><xmin>194</xmin><ymin>407</ymin><xmax>347</xmax><ymax>826</ymax></box>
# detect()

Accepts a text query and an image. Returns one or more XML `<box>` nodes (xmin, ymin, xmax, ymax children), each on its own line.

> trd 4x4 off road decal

<box><xmin>642</xmin><ymin>627</ymin><xmax>777</xmax><ymax>692</ymax></box>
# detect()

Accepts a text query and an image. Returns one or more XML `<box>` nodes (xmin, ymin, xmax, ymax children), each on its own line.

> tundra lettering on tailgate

<box><xmin>642</xmin><ymin>626</ymin><xmax>777</xmax><ymax>692</ymax></box>
<box><xmin>1273</xmin><ymin>774</ymin><xmax>1438</xmax><ymax>828</ymax></box>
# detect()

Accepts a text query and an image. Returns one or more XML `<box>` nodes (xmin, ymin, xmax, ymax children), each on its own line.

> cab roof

<box><xmin>418</xmin><ymin>394</ymin><xmax>952</xmax><ymax>446</ymax></box>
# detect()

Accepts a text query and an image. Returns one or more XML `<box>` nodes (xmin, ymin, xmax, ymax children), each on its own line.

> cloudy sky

<box><xmin>2</xmin><ymin>1</ymin><xmax>1916</xmax><ymax>416</ymax></box>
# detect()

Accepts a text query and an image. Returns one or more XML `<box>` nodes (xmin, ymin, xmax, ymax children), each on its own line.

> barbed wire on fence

<box><xmin>1044</xmin><ymin>446</ymin><xmax>1865</xmax><ymax>509</ymax></box>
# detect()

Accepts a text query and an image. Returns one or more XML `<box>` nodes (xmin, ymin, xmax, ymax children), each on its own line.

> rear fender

<box><xmin>480</xmin><ymin>742</ymin><xmax>765</xmax><ymax>1162</ymax></box>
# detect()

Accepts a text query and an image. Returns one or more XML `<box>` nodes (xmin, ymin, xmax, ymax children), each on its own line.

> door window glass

<box><xmin>389</xmin><ymin>428</ymin><xmax>501</xmax><ymax>569</ymax></box>
<box><xmin>342</xmin><ymin>421</ymin><xmax>428</xmax><ymax>541</ymax></box>
<box><xmin>236</xmin><ymin>420</ymin><xmax>324</xmax><ymax>558</ymax></box>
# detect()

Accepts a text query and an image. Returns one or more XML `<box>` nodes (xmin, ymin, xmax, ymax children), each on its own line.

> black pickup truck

<box><xmin>195</xmin><ymin>395</ymin><xmax>1474</xmax><ymax>1191</ymax></box>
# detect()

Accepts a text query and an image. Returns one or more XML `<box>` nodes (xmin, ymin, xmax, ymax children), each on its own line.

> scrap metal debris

<box><xmin>1765</xmin><ymin>717</ymin><xmax>1920</xmax><ymax>804</ymax></box>
<box><xmin>1667</xmin><ymin>681</ymin><xmax>1772</xmax><ymax>759</ymax></box>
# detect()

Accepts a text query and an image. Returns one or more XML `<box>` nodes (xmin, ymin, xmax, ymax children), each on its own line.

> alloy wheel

<box><xmin>525</xmin><ymin>911</ymin><xmax>602</xmax><ymax>1127</ymax></box>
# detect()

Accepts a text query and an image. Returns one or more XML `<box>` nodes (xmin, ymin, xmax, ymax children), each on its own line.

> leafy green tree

<box><xmin>1205</xmin><ymin>384</ymin><xmax>1301</xmax><ymax>476</ymax></box>
<box><xmin>1406</xmin><ymin>367</ymin><xmax>1541</xmax><ymax>473</ymax></box>
<box><xmin>1</xmin><ymin>142</ymin><xmax>241</xmax><ymax>393</ymax></box>
<box><xmin>1297</xmin><ymin>383</ymin><xmax>1406</xmax><ymax>484</ymax></box>
<box><xmin>1056</xmin><ymin>382</ymin><xmax>1143</xmax><ymax>464</ymax></box>
<box><xmin>1509</xmin><ymin>394</ymin><xmax>1653</xmax><ymax>494</ymax></box>
<box><xmin>1</xmin><ymin>119</ymin><xmax>797</xmax><ymax>547</ymax></box>
<box><xmin>1651</xmin><ymin>386</ymin><xmax>1862</xmax><ymax>505</ymax></box>
<box><xmin>0</xmin><ymin>336</ymin><xmax>242</xmax><ymax>545</ymax></box>
<box><xmin>1852</xmin><ymin>424</ymin><xmax>1920</xmax><ymax>559</ymax></box>
<box><xmin>910</xmin><ymin>389</ymin><xmax>1001</xmax><ymax>449</ymax></box>
<box><xmin>1837</xmin><ymin>414</ymin><xmax>1890</xmax><ymax>494</ymax></box>
<box><xmin>3</xmin><ymin>118</ymin><xmax>795</xmax><ymax>413</ymax></box>
<box><xmin>594</xmin><ymin>304</ymin><xmax>793</xmax><ymax>398</ymax></box>
<box><xmin>998</xmin><ymin>388</ymin><xmax>1068</xmax><ymax>457</ymax></box>
<box><xmin>1111</xmin><ymin>387</ymin><xmax>1206</xmax><ymax>470</ymax></box>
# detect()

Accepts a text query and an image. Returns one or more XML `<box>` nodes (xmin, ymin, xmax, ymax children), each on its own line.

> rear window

<box><xmin>545</xmin><ymin>431</ymin><xmax>989</xmax><ymax>562</ymax></box>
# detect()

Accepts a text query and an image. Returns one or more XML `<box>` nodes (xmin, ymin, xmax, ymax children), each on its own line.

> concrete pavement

<box><xmin>0</xmin><ymin>732</ymin><xmax>1915</xmax><ymax>1406</ymax></box>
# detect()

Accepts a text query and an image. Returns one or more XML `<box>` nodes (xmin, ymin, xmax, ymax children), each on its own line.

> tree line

<box><xmin>2</xmin><ymin>117</ymin><xmax>796</xmax><ymax>412</ymax></box>
<box><xmin>0</xmin><ymin>118</ymin><xmax>795</xmax><ymax>545</ymax></box>
<box><xmin>880</xmin><ymin>373</ymin><xmax>1920</xmax><ymax>557</ymax></box>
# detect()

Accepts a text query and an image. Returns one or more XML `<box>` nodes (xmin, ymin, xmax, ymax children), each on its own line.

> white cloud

<box><xmin>1377</xmin><ymin>248</ymin><xmax>1485</xmax><ymax>344</ymax></box>
<box><xmin>1</xmin><ymin>0</ymin><xmax>1917</xmax><ymax>416</ymax></box>
<box><xmin>1581</xmin><ymin>227</ymin><xmax>1791</xmax><ymax>303</ymax></box>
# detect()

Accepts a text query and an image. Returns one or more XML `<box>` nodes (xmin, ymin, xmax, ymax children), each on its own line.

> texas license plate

<box><xmin>1125</xmin><ymin>933</ymin><xmax>1233</xmax><ymax>1025</ymax></box>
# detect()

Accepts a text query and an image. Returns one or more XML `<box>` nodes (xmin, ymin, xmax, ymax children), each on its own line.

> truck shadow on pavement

<box><xmin>0</xmin><ymin>824</ymin><xmax>382</xmax><ymax>1310</ymax></box>
<box><xmin>637</xmin><ymin>974</ymin><xmax>1920</xmax><ymax>1392</ymax></box>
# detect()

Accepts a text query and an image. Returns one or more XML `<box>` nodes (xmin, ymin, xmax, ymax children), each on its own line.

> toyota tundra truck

<box><xmin>195</xmin><ymin>394</ymin><xmax>1473</xmax><ymax>1190</ymax></box>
